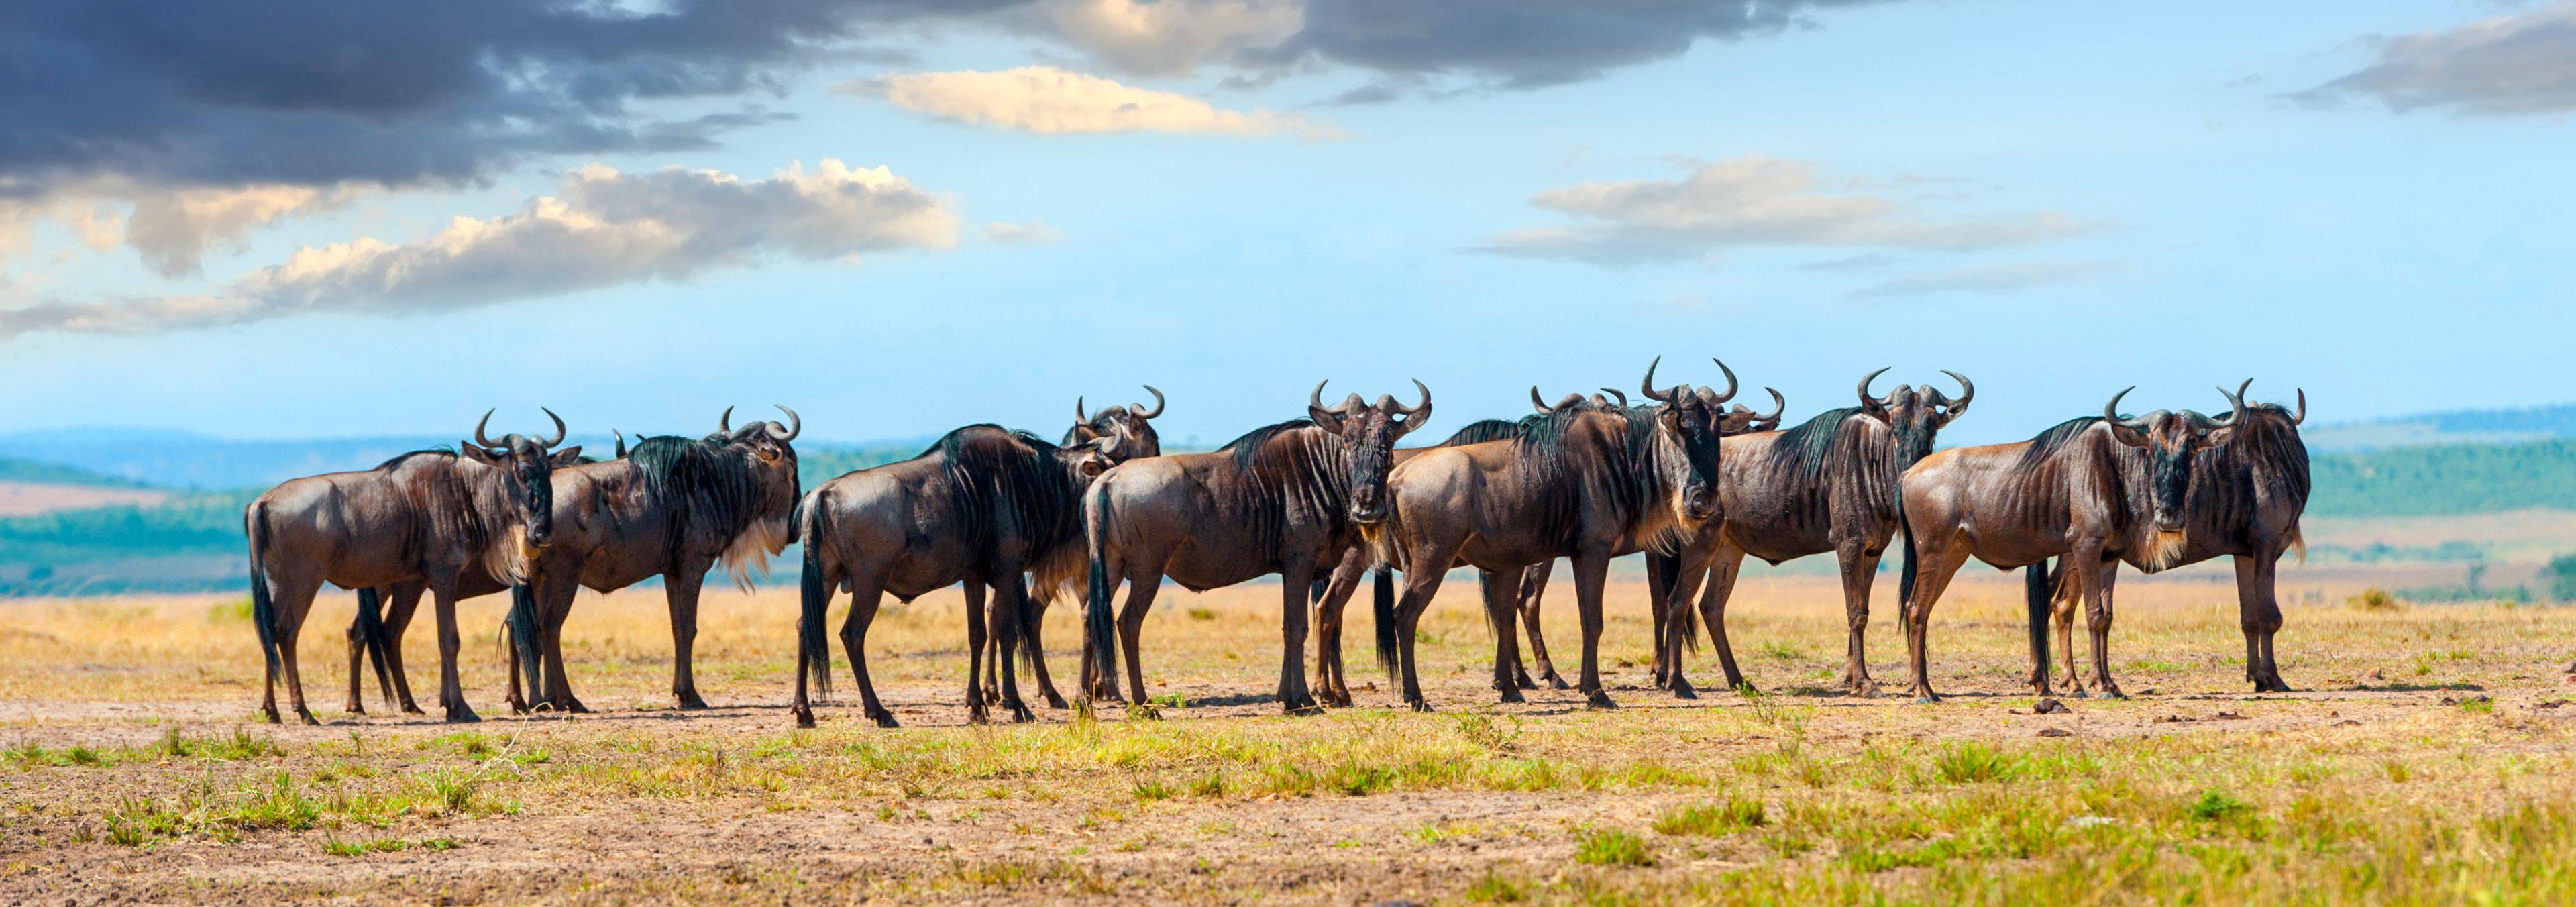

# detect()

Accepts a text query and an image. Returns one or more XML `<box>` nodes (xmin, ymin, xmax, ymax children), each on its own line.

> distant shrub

<box><xmin>2347</xmin><ymin>587</ymin><xmax>2402</xmax><ymax>612</ymax></box>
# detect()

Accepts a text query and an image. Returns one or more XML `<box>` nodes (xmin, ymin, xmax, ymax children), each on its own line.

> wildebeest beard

<box><xmin>627</xmin><ymin>433</ymin><xmax>800</xmax><ymax>590</ymax></box>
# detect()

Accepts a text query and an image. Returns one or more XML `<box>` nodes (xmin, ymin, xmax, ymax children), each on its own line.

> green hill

<box><xmin>2308</xmin><ymin>438</ymin><xmax>2576</xmax><ymax>517</ymax></box>
<box><xmin>0</xmin><ymin>457</ymin><xmax>148</xmax><ymax>488</ymax></box>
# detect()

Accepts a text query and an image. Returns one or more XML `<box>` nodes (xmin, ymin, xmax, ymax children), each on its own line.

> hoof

<box><xmin>443</xmin><ymin>706</ymin><xmax>482</xmax><ymax>724</ymax></box>
<box><xmin>2070</xmin><ymin>689</ymin><xmax>2091</xmax><ymax>700</ymax></box>
<box><xmin>792</xmin><ymin>707</ymin><xmax>816</xmax><ymax>729</ymax></box>
<box><xmin>1672</xmin><ymin>684</ymin><xmax>1699</xmax><ymax>701</ymax></box>
<box><xmin>1407</xmin><ymin>700</ymin><xmax>1436</xmax><ymax>713</ymax></box>
<box><xmin>345</xmin><ymin>702</ymin><xmax>366</xmax><ymax>716</ymax></box>
<box><xmin>1285</xmin><ymin>702</ymin><xmax>1325</xmax><ymax>717</ymax></box>
<box><xmin>967</xmin><ymin>709</ymin><xmax>990</xmax><ymax>725</ymax></box>
<box><xmin>676</xmin><ymin>695</ymin><xmax>710</xmax><ymax>710</ymax></box>
<box><xmin>298</xmin><ymin>712</ymin><xmax>321</xmax><ymax>727</ymax></box>
<box><xmin>1043</xmin><ymin>694</ymin><xmax>1069</xmax><ymax>710</ymax></box>
<box><xmin>1849</xmin><ymin>680</ymin><xmax>1880</xmax><ymax>698</ymax></box>
<box><xmin>401</xmin><ymin>704</ymin><xmax>425</xmax><ymax>716</ymax></box>
<box><xmin>1010</xmin><ymin>706</ymin><xmax>1036</xmax><ymax>723</ymax></box>
<box><xmin>262</xmin><ymin>708</ymin><xmax>282</xmax><ymax>725</ymax></box>
<box><xmin>1585</xmin><ymin>691</ymin><xmax>1618</xmax><ymax>710</ymax></box>
<box><xmin>1913</xmin><ymin>694</ymin><xmax>1942</xmax><ymax>704</ymax></box>
<box><xmin>1547</xmin><ymin>675</ymin><xmax>1572</xmax><ymax>691</ymax></box>
<box><xmin>870</xmin><ymin>710</ymin><xmax>900</xmax><ymax>729</ymax></box>
<box><xmin>1731</xmin><ymin>684</ymin><xmax>1762</xmax><ymax>698</ymax></box>
<box><xmin>1497</xmin><ymin>688</ymin><xmax>1525</xmax><ymax>704</ymax></box>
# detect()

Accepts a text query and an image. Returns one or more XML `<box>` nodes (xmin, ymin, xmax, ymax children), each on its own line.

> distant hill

<box><xmin>2302</xmin><ymin>403</ymin><xmax>2576</xmax><ymax>452</ymax></box>
<box><xmin>0</xmin><ymin>456</ymin><xmax>148</xmax><ymax>488</ymax></box>
<box><xmin>2309</xmin><ymin>437</ymin><xmax>2576</xmax><ymax>517</ymax></box>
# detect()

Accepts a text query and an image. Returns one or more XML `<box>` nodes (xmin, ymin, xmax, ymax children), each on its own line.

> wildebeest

<box><xmin>508</xmin><ymin>408</ymin><xmax>802</xmax><ymax>713</ymax></box>
<box><xmin>1650</xmin><ymin>369</ymin><xmax>1970</xmax><ymax>695</ymax></box>
<box><xmin>1894</xmin><ymin>388</ymin><xmax>2249</xmax><ymax>702</ymax></box>
<box><xmin>789</xmin><ymin>425</ymin><xmax>1123</xmax><ymax>727</ymax></box>
<box><xmin>2035</xmin><ymin>380</ymin><xmax>2308</xmax><ymax>694</ymax></box>
<box><xmin>1373</xmin><ymin>360</ymin><xmax>1741</xmax><ymax>710</ymax></box>
<box><xmin>975</xmin><ymin>389</ymin><xmax>1170</xmax><ymax>708</ymax></box>
<box><xmin>246</xmin><ymin>411</ymin><xmax>577</xmax><ymax>723</ymax></box>
<box><xmin>1079</xmin><ymin>382</ymin><xmax>1433</xmax><ymax>713</ymax></box>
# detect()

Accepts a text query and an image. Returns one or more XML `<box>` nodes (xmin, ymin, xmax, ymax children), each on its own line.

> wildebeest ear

<box><xmin>461</xmin><ymin>443</ymin><xmax>500</xmax><ymax>466</ymax></box>
<box><xmin>549</xmin><ymin>446</ymin><xmax>585</xmax><ymax>467</ymax></box>
<box><xmin>2106</xmin><ymin>421</ymin><xmax>2151</xmax><ymax>448</ymax></box>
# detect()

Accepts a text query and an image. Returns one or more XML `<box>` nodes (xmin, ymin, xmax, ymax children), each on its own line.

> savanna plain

<box><xmin>4</xmin><ymin>549</ymin><xmax>2574</xmax><ymax>904</ymax></box>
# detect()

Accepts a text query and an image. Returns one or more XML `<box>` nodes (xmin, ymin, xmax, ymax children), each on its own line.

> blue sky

<box><xmin>1</xmin><ymin>1</ymin><xmax>2569</xmax><ymax>448</ymax></box>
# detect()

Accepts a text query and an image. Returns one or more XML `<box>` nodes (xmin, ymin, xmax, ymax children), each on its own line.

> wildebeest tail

<box><xmin>1371</xmin><ymin>564</ymin><xmax>1399</xmax><ymax>678</ymax></box>
<box><xmin>354</xmin><ymin>586</ymin><xmax>394</xmax><ymax>702</ymax></box>
<box><xmin>1083</xmin><ymin>486</ymin><xmax>1119</xmax><ymax>688</ymax></box>
<box><xmin>798</xmin><ymin>491</ymin><xmax>833</xmax><ymax>698</ymax></box>
<box><xmin>244</xmin><ymin>502</ymin><xmax>280</xmax><ymax>675</ymax></box>
<box><xmin>505</xmin><ymin>584</ymin><xmax>543</xmax><ymax>700</ymax></box>
<box><xmin>2024</xmin><ymin>558</ymin><xmax>2051</xmax><ymax>679</ymax></box>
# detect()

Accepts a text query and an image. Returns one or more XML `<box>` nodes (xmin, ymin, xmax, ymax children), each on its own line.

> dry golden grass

<box><xmin>4</xmin><ymin>559</ymin><xmax>2575</xmax><ymax>904</ymax></box>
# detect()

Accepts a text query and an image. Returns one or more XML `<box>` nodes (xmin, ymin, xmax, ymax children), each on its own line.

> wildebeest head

<box><xmin>1069</xmin><ymin>386</ymin><xmax>1165</xmax><ymax>460</ymax></box>
<box><xmin>714</xmin><ymin>405</ymin><xmax>806</xmax><ymax>555</ymax></box>
<box><xmin>1308</xmin><ymin>379</ymin><xmax>1432</xmax><ymax>525</ymax></box>
<box><xmin>2102</xmin><ymin>387</ymin><xmax>2243</xmax><ymax>535</ymax></box>
<box><xmin>460</xmin><ymin>408</ymin><xmax>579</xmax><ymax>549</ymax></box>
<box><xmin>2214</xmin><ymin>378</ymin><xmax>2307</xmax><ymax>436</ymax></box>
<box><xmin>1529</xmin><ymin>386</ymin><xmax>1629</xmax><ymax>414</ymax></box>
<box><xmin>1856</xmin><ymin>368</ymin><xmax>1973</xmax><ymax>468</ymax></box>
<box><xmin>1059</xmin><ymin>434</ymin><xmax>1122</xmax><ymax>479</ymax></box>
<box><xmin>1641</xmin><ymin>356</ymin><xmax>1741</xmax><ymax>525</ymax></box>
<box><xmin>1717</xmin><ymin>387</ymin><xmax>1787</xmax><ymax>435</ymax></box>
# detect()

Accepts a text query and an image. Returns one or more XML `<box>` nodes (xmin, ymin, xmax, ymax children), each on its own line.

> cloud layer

<box><xmin>0</xmin><ymin>161</ymin><xmax>958</xmax><ymax>337</ymax></box>
<box><xmin>1847</xmin><ymin>259</ymin><xmax>2119</xmax><ymax>301</ymax></box>
<box><xmin>859</xmin><ymin>66</ymin><xmax>1336</xmax><ymax>137</ymax></box>
<box><xmin>2296</xmin><ymin>3</ymin><xmax>2576</xmax><ymax>116</ymax></box>
<box><xmin>1483</xmin><ymin>156</ymin><xmax>2098</xmax><ymax>266</ymax></box>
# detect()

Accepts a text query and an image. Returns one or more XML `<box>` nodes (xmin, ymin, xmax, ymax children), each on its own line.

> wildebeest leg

<box><xmin>963</xmin><ymin>580</ymin><xmax>996</xmax><ymax>705</ymax></box>
<box><xmin>2080</xmin><ymin>555</ymin><xmax>2124</xmax><ymax>698</ymax></box>
<box><xmin>1702</xmin><ymin>546</ymin><xmax>1752</xmax><ymax>694</ymax></box>
<box><xmin>964</xmin><ymin>578</ymin><xmax>994</xmax><ymax>724</ymax></box>
<box><xmin>1020</xmin><ymin>590</ymin><xmax>1068</xmax><ymax>710</ymax></box>
<box><xmin>1660</xmin><ymin>543</ymin><xmax>1715</xmax><ymax>700</ymax></box>
<box><xmin>991</xmin><ymin>572</ymin><xmax>1037</xmax><ymax>723</ymax></box>
<box><xmin>1832</xmin><ymin>543</ymin><xmax>1879</xmax><ymax>697</ymax></box>
<box><xmin>345</xmin><ymin>588</ymin><xmax>388</xmax><ymax>715</ymax></box>
<box><xmin>1391</xmin><ymin>550</ymin><xmax>1458</xmax><ymax>712</ymax></box>
<box><xmin>663</xmin><ymin>566</ymin><xmax>712</xmax><ymax>710</ymax></box>
<box><xmin>839</xmin><ymin>574</ymin><xmax>898</xmax><ymax>727</ymax></box>
<box><xmin>1644</xmin><ymin>553</ymin><xmax>1672</xmax><ymax>689</ymax></box>
<box><xmin>264</xmin><ymin>572</ymin><xmax>325</xmax><ymax>725</ymax></box>
<box><xmin>1309</xmin><ymin>550</ymin><xmax>1368</xmax><ymax>708</ymax></box>
<box><xmin>426</xmin><ymin>577</ymin><xmax>480</xmax><ymax>723</ymax></box>
<box><xmin>2051</xmin><ymin>564</ymin><xmax>2085</xmax><ymax>696</ymax></box>
<box><xmin>1517</xmin><ymin>561</ymin><xmax>1565</xmax><ymax>690</ymax></box>
<box><xmin>1478</xmin><ymin>569</ymin><xmax>1526</xmax><ymax>704</ymax></box>
<box><xmin>1898</xmin><ymin>547</ymin><xmax>1969</xmax><ymax>704</ymax></box>
<box><xmin>1116</xmin><ymin>570</ymin><xmax>1167</xmax><ymax>706</ymax></box>
<box><xmin>535</xmin><ymin>573</ymin><xmax>588</xmax><ymax>714</ymax></box>
<box><xmin>1572</xmin><ymin>545</ymin><xmax>1617</xmax><ymax>709</ymax></box>
<box><xmin>2235</xmin><ymin>554</ymin><xmax>2291</xmax><ymax>692</ymax></box>
<box><xmin>381</xmin><ymin>583</ymin><xmax>426</xmax><ymax>714</ymax></box>
<box><xmin>1277</xmin><ymin>557</ymin><xmax>1322</xmax><ymax>715</ymax></box>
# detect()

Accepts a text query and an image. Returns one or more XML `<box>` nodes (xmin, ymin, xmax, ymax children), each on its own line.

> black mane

<box><xmin>2017</xmin><ymin>416</ymin><xmax>2105</xmax><ymax>469</ymax></box>
<box><xmin>926</xmin><ymin>425</ymin><xmax>1091</xmax><ymax>568</ymax></box>
<box><xmin>1509</xmin><ymin>408</ymin><xmax>1660</xmax><ymax>549</ymax></box>
<box><xmin>1765</xmin><ymin>407</ymin><xmax>1862</xmax><ymax>479</ymax></box>
<box><xmin>1439</xmin><ymin>419</ymin><xmax>1521</xmax><ymax>447</ymax></box>
<box><xmin>630</xmin><ymin>433</ymin><xmax>775</xmax><ymax>558</ymax></box>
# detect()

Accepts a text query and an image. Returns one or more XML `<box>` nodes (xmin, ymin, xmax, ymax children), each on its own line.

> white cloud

<box><xmin>1481</xmin><ymin>156</ymin><xmax>2100</xmax><ymax>266</ymax></box>
<box><xmin>1</xmin><ymin>179</ymin><xmax>354</xmax><ymax>278</ymax></box>
<box><xmin>1035</xmin><ymin>0</ymin><xmax>1304</xmax><ymax>76</ymax></box>
<box><xmin>1846</xmin><ymin>260</ymin><xmax>2121</xmax><ymax>301</ymax></box>
<box><xmin>855</xmin><ymin>66</ymin><xmax>1338</xmax><ymax>138</ymax></box>
<box><xmin>981</xmin><ymin>221</ymin><xmax>1067</xmax><ymax>244</ymax></box>
<box><xmin>2296</xmin><ymin>3</ymin><xmax>2576</xmax><ymax>115</ymax></box>
<box><xmin>0</xmin><ymin>160</ymin><xmax>960</xmax><ymax>337</ymax></box>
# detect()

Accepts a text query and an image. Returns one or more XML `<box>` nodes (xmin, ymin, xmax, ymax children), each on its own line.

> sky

<box><xmin>1</xmin><ymin>0</ymin><xmax>2570</xmax><ymax>448</ymax></box>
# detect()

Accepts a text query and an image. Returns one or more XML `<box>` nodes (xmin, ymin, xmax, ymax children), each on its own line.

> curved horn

<box><xmin>472</xmin><ymin>409</ymin><xmax>502</xmax><ymax>449</ymax></box>
<box><xmin>2216</xmin><ymin>378</ymin><xmax>2253</xmax><ymax>425</ymax></box>
<box><xmin>1134</xmin><ymin>385</ymin><xmax>1165</xmax><ymax>419</ymax></box>
<box><xmin>1857</xmin><ymin>367</ymin><xmax>1892</xmax><ymax>411</ymax></box>
<box><xmin>2292</xmin><ymin>388</ymin><xmax>2306</xmax><ymax>425</ymax></box>
<box><xmin>613</xmin><ymin>430</ymin><xmax>628</xmax><ymax>459</ymax></box>
<box><xmin>1756</xmin><ymin>387</ymin><xmax>1786</xmax><ymax>423</ymax></box>
<box><xmin>1940</xmin><ymin>370</ymin><xmax>1974</xmax><ymax>413</ymax></box>
<box><xmin>1307</xmin><ymin>380</ymin><xmax>1344</xmax><ymax>429</ymax></box>
<box><xmin>1707</xmin><ymin>358</ymin><xmax>1739</xmax><ymax>404</ymax></box>
<box><xmin>2104</xmin><ymin>387</ymin><xmax>2136</xmax><ymax>425</ymax></box>
<box><xmin>769</xmin><ymin>405</ymin><xmax>800</xmax><ymax>441</ymax></box>
<box><xmin>718</xmin><ymin>406</ymin><xmax>734</xmax><ymax>433</ymax></box>
<box><xmin>537</xmin><ymin>408</ymin><xmax>567</xmax><ymax>448</ymax></box>
<box><xmin>1399</xmin><ymin>378</ymin><xmax>1432</xmax><ymax>419</ymax></box>
<box><xmin>1640</xmin><ymin>356</ymin><xmax>1676</xmax><ymax>403</ymax></box>
<box><xmin>1599</xmin><ymin>388</ymin><xmax>1629</xmax><ymax>409</ymax></box>
<box><xmin>1075</xmin><ymin>396</ymin><xmax>1088</xmax><ymax>423</ymax></box>
<box><xmin>1532</xmin><ymin>386</ymin><xmax>1554</xmax><ymax>414</ymax></box>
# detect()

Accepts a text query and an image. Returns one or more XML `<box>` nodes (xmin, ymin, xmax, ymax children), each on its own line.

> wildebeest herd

<box><xmin>242</xmin><ymin>361</ymin><xmax>2308</xmax><ymax>728</ymax></box>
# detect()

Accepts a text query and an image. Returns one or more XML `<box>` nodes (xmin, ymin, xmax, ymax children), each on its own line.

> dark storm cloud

<box><xmin>0</xmin><ymin>0</ymin><xmax>1014</xmax><ymax>193</ymax></box>
<box><xmin>1258</xmin><ymin>0</ymin><xmax>1892</xmax><ymax>89</ymax></box>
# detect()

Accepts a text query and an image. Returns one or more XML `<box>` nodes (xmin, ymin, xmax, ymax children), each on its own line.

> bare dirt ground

<box><xmin>4</xmin><ymin>562</ymin><xmax>2575</xmax><ymax>904</ymax></box>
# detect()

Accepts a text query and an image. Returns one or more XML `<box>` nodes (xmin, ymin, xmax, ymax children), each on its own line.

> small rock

<box><xmin>2033</xmin><ymin>698</ymin><xmax>2070</xmax><ymax>714</ymax></box>
<box><xmin>2214</xmin><ymin>710</ymin><xmax>2248</xmax><ymax>720</ymax></box>
<box><xmin>2037</xmin><ymin>727</ymin><xmax>2074</xmax><ymax>738</ymax></box>
<box><xmin>2539</xmin><ymin>700</ymin><xmax>2570</xmax><ymax>710</ymax></box>
<box><xmin>2157</xmin><ymin>714</ymin><xmax>2191</xmax><ymax>723</ymax></box>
